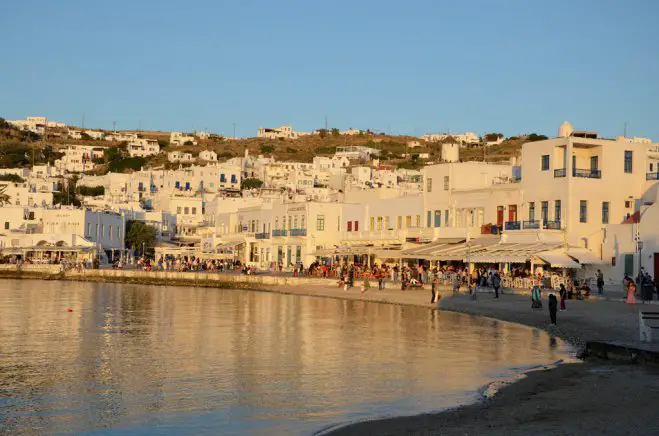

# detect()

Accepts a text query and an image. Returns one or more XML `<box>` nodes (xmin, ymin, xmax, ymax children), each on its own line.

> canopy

<box><xmin>567</xmin><ymin>247</ymin><xmax>604</xmax><ymax>264</ymax></box>
<box><xmin>535</xmin><ymin>250</ymin><xmax>581</xmax><ymax>269</ymax></box>
<box><xmin>469</xmin><ymin>242</ymin><xmax>562</xmax><ymax>264</ymax></box>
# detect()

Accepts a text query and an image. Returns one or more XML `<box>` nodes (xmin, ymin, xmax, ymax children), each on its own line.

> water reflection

<box><xmin>0</xmin><ymin>280</ymin><xmax>571</xmax><ymax>435</ymax></box>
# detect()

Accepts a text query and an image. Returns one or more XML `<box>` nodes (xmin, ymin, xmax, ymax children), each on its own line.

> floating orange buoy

<box><xmin>67</xmin><ymin>308</ymin><xmax>73</xmax><ymax>312</ymax></box>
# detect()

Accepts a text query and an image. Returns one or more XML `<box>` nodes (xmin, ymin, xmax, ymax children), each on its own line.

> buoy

<box><xmin>67</xmin><ymin>308</ymin><xmax>73</xmax><ymax>312</ymax></box>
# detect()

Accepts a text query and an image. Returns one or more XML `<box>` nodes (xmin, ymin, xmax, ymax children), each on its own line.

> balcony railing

<box><xmin>544</xmin><ymin>220</ymin><xmax>561</xmax><ymax>230</ymax></box>
<box><xmin>289</xmin><ymin>228</ymin><xmax>307</xmax><ymax>237</ymax></box>
<box><xmin>523</xmin><ymin>220</ymin><xmax>540</xmax><ymax>229</ymax></box>
<box><xmin>272</xmin><ymin>229</ymin><xmax>288</xmax><ymax>237</ymax></box>
<box><xmin>573</xmin><ymin>168</ymin><xmax>601</xmax><ymax>179</ymax></box>
<box><xmin>647</xmin><ymin>172</ymin><xmax>659</xmax><ymax>181</ymax></box>
<box><xmin>554</xmin><ymin>168</ymin><xmax>566</xmax><ymax>178</ymax></box>
<box><xmin>505</xmin><ymin>221</ymin><xmax>521</xmax><ymax>230</ymax></box>
<box><xmin>255</xmin><ymin>232</ymin><xmax>270</xmax><ymax>240</ymax></box>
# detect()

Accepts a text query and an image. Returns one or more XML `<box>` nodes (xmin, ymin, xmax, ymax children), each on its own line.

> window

<box><xmin>4</xmin><ymin>222</ymin><xmax>8</xmax><ymax>230</ymax></box>
<box><xmin>293</xmin><ymin>216</ymin><xmax>298</xmax><ymax>229</ymax></box>
<box><xmin>377</xmin><ymin>216</ymin><xmax>383</xmax><ymax>230</ymax></box>
<box><xmin>445</xmin><ymin>209</ymin><xmax>449</xmax><ymax>227</ymax></box>
<box><xmin>580</xmin><ymin>200</ymin><xmax>588</xmax><ymax>223</ymax></box>
<box><xmin>370</xmin><ymin>216</ymin><xmax>375</xmax><ymax>231</ymax></box>
<box><xmin>397</xmin><ymin>216</ymin><xmax>402</xmax><ymax>229</ymax></box>
<box><xmin>434</xmin><ymin>210</ymin><xmax>441</xmax><ymax>227</ymax></box>
<box><xmin>426</xmin><ymin>178</ymin><xmax>433</xmax><ymax>192</ymax></box>
<box><xmin>541</xmin><ymin>201</ymin><xmax>548</xmax><ymax>222</ymax></box>
<box><xmin>220</xmin><ymin>174</ymin><xmax>226</xmax><ymax>182</ymax></box>
<box><xmin>275</xmin><ymin>218</ymin><xmax>279</xmax><ymax>230</ymax></box>
<box><xmin>354</xmin><ymin>221</ymin><xmax>359</xmax><ymax>231</ymax></box>
<box><xmin>624</xmin><ymin>151</ymin><xmax>633</xmax><ymax>173</ymax></box>
<box><xmin>427</xmin><ymin>211</ymin><xmax>432</xmax><ymax>227</ymax></box>
<box><xmin>231</xmin><ymin>174</ymin><xmax>237</xmax><ymax>183</ymax></box>
<box><xmin>385</xmin><ymin>216</ymin><xmax>390</xmax><ymax>229</ymax></box>
<box><xmin>109</xmin><ymin>226</ymin><xmax>113</xmax><ymax>240</ymax></box>
<box><xmin>602</xmin><ymin>201</ymin><xmax>609</xmax><ymax>224</ymax></box>
<box><xmin>541</xmin><ymin>155</ymin><xmax>549</xmax><ymax>171</ymax></box>
<box><xmin>192</xmin><ymin>207</ymin><xmax>197</xmax><ymax>215</ymax></box>
<box><xmin>444</xmin><ymin>176</ymin><xmax>449</xmax><ymax>190</ymax></box>
<box><xmin>347</xmin><ymin>221</ymin><xmax>352</xmax><ymax>232</ymax></box>
<box><xmin>301</xmin><ymin>216</ymin><xmax>305</xmax><ymax>229</ymax></box>
<box><xmin>405</xmin><ymin>216</ymin><xmax>412</xmax><ymax>228</ymax></box>
<box><xmin>316</xmin><ymin>215</ymin><xmax>325</xmax><ymax>231</ymax></box>
<box><xmin>415</xmin><ymin>215</ymin><xmax>421</xmax><ymax>227</ymax></box>
<box><xmin>184</xmin><ymin>207</ymin><xmax>189</xmax><ymax>215</ymax></box>
<box><xmin>651</xmin><ymin>163</ymin><xmax>654</xmax><ymax>172</ymax></box>
<box><xmin>590</xmin><ymin>155</ymin><xmax>598</xmax><ymax>170</ymax></box>
<box><xmin>555</xmin><ymin>200</ymin><xmax>561</xmax><ymax>222</ymax></box>
<box><xmin>529</xmin><ymin>202</ymin><xmax>535</xmax><ymax>221</ymax></box>
<box><xmin>288</xmin><ymin>216</ymin><xmax>292</xmax><ymax>229</ymax></box>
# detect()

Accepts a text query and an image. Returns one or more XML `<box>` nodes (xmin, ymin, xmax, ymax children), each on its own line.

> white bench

<box><xmin>639</xmin><ymin>312</ymin><xmax>659</xmax><ymax>342</ymax></box>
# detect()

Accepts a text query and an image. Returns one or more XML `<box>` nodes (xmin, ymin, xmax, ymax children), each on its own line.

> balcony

<box><xmin>255</xmin><ymin>232</ymin><xmax>270</xmax><ymax>240</ymax></box>
<box><xmin>504</xmin><ymin>221</ymin><xmax>521</xmax><ymax>230</ymax></box>
<box><xmin>572</xmin><ymin>168</ymin><xmax>601</xmax><ymax>179</ymax></box>
<box><xmin>554</xmin><ymin>168</ymin><xmax>566</xmax><ymax>178</ymax></box>
<box><xmin>272</xmin><ymin>229</ymin><xmax>288</xmax><ymax>237</ymax></box>
<box><xmin>523</xmin><ymin>220</ymin><xmax>540</xmax><ymax>229</ymax></box>
<box><xmin>289</xmin><ymin>228</ymin><xmax>307</xmax><ymax>237</ymax></box>
<box><xmin>647</xmin><ymin>172</ymin><xmax>659</xmax><ymax>181</ymax></box>
<box><xmin>544</xmin><ymin>220</ymin><xmax>561</xmax><ymax>230</ymax></box>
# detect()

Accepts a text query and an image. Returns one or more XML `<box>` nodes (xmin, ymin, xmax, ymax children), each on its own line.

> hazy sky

<box><xmin>2</xmin><ymin>0</ymin><xmax>658</xmax><ymax>139</ymax></box>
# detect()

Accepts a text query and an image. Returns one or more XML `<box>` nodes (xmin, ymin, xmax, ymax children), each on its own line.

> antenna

<box><xmin>113</xmin><ymin>121</ymin><xmax>116</xmax><ymax>133</ymax></box>
<box><xmin>82</xmin><ymin>112</ymin><xmax>85</xmax><ymax>129</ymax></box>
<box><xmin>324</xmin><ymin>116</ymin><xmax>328</xmax><ymax>131</ymax></box>
<box><xmin>624</xmin><ymin>121</ymin><xmax>628</xmax><ymax>138</ymax></box>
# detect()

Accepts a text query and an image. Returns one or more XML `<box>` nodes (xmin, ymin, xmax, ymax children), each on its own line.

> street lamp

<box><xmin>634</xmin><ymin>229</ymin><xmax>643</xmax><ymax>282</ymax></box>
<box><xmin>142</xmin><ymin>241</ymin><xmax>146</xmax><ymax>258</ymax></box>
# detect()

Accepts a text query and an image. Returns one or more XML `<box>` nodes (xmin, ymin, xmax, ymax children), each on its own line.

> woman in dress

<box><xmin>626</xmin><ymin>276</ymin><xmax>637</xmax><ymax>304</ymax></box>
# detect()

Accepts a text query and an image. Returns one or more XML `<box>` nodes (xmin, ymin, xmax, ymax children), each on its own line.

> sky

<box><xmin>1</xmin><ymin>0</ymin><xmax>658</xmax><ymax>139</ymax></box>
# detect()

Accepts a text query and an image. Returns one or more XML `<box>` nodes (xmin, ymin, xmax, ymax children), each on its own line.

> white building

<box><xmin>54</xmin><ymin>144</ymin><xmax>106</xmax><ymax>173</ymax></box>
<box><xmin>128</xmin><ymin>138</ymin><xmax>160</xmax><ymax>157</ymax></box>
<box><xmin>422</xmin><ymin>132</ymin><xmax>480</xmax><ymax>146</ymax></box>
<box><xmin>68</xmin><ymin>129</ymin><xmax>83</xmax><ymax>140</ymax></box>
<box><xmin>334</xmin><ymin>146</ymin><xmax>380</xmax><ymax>161</ymax></box>
<box><xmin>170</xmin><ymin>132</ymin><xmax>197</xmax><ymax>146</ymax></box>
<box><xmin>199</xmin><ymin>150</ymin><xmax>218</xmax><ymax>162</ymax></box>
<box><xmin>257</xmin><ymin>125</ymin><xmax>305</xmax><ymax>140</ymax></box>
<box><xmin>106</xmin><ymin>132</ymin><xmax>139</xmax><ymax>142</ymax></box>
<box><xmin>84</xmin><ymin>130</ymin><xmax>105</xmax><ymax>140</ymax></box>
<box><xmin>341</xmin><ymin>128</ymin><xmax>363</xmax><ymax>136</ymax></box>
<box><xmin>167</xmin><ymin>151</ymin><xmax>194</xmax><ymax>163</ymax></box>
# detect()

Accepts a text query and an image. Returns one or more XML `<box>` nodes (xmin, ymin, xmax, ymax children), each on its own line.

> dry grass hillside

<box><xmin>0</xmin><ymin>119</ymin><xmax>540</xmax><ymax>174</ymax></box>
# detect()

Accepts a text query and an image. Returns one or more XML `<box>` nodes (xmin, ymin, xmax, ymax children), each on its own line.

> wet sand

<box><xmin>322</xmin><ymin>291</ymin><xmax>659</xmax><ymax>436</ymax></box>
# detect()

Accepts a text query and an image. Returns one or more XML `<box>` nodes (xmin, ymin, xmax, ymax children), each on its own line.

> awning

<box><xmin>469</xmin><ymin>242</ymin><xmax>563</xmax><ymax>264</ymax></box>
<box><xmin>401</xmin><ymin>238</ymin><xmax>467</xmax><ymax>260</ymax></box>
<box><xmin>535</xmin><ymin>250</ymin><xmax>581</xmax><ymax>269</ymax></box>
<box><xmin>567</xmin><ymin>247</ymin><xmax>604</xmax><ymax>264</ymax></box>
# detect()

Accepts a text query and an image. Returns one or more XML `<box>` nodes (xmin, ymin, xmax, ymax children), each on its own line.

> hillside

<box><xmin>0</xmin><ymin>118</ymin><xmax>536</xmax><ymax>174</ymax></box>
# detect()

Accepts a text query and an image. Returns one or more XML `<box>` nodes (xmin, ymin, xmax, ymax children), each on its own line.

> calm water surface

<box><xmin>0</xmin><ymin>280</ymin><xmax>571</xmax><ymax>435</ymax></box>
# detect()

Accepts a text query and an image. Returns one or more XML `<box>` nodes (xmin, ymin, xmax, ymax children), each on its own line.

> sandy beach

<box><xmin>319</xmin><ymin>289</ymin><xmax>659</xmax><ymax>436</ymax></box>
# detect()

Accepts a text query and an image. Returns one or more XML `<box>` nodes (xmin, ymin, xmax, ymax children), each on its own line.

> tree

<box><xmin>527</xmin><ymin>133</ymin><xmax>548</xmax><ymax>142</ymax></box>
<box><xmin>0</xmin><ymin>174</ymin><xmax>25</xmax><ymax>183</ymax></box>
<box><xmin>241</xmin><ymin>178</ymin><xmax>264</xmax><ymax>190</ymax></box>
<box><xmin>331</xmin><ymin>128</ymin><xmax>340</xmax><ymax>136</ymax></box>
<box><xmin>0</xmin><ymin>185</ymin><xmax>10</xmax><ymax>206</ymax></box>
<box><xmin>78</xmin><ymin>185</ymin><xmax>105</xmax><ymax>196</ymax></box>
<box><xmin>80</xmin><ymin>132</ymin><xmax>92</xmax><ymax>140</ymax></box>
<box><xmin>124</xmin><ymin>220</ymin><xmax>157</xmax><ymax>255</ymax></box>
<box><xmin>53</xmin><ymin>175</ymin><xmax>81</xmax><ymax>206</ymax></box>
<box><xmin>317</xmin><ymin>128</ymin><xmax>328</xmax><ymax>139</ymax></box>
<box><xmin>184</xmin><ymin>140</ymin><xmax>194</xmax><ymax>146</ymax></box>
<box><xmin>484</xmin><ymin>133</ymin><xmax>504</xmax><ymax>142</ymax></box>
<box><xmin>260</xmin><ymin>144</ymin><xmax>274</xmax><ymax>153</ymax></box>
<box><xmin>157</xmin><ymin>139</ymin><xmax>169</xmax><ymax>148</ymax></box>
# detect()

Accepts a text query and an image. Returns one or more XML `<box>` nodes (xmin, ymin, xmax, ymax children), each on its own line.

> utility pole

<box><xmin>82</xmin><ymin>112</ymin><xmax>85</xmax><ymax>129</ymax></box>
<box><xmin>233</xmin><ymin>123</ymin><xmax>236</xmax><ymax>140</ymax></box>
<box><xmin>324</xmin><ymin>116</ymin><xmax>328</xmax><ymax>132</ymax></box>
<box><xmin>624</xmin><ymin>121</ymin><xmax>628</xmax><ymax>138</ymax></box>
<box><xmin>113</xmin><ymin>121</ymin><xmax>116</xmax><ymax>133</ymax></box>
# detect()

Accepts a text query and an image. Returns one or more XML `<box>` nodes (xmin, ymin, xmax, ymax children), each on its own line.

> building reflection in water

<box><xmin>0</xmin><ymin>279</ymin><xmax>571</xmax><ymax>435</ymax></box>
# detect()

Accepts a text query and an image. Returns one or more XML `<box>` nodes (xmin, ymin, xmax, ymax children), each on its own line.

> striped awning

<box><xmin>469</xmin><ymin>242</ymin><xmax>563</xmax><ymax>263</ymax></box>
<box><xmin>567</xmin><ymin>247</ymin><xmax>604</xmax><ymax>264</ymax></box>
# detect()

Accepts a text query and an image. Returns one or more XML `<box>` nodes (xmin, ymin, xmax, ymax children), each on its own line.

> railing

<box><xmin>544</xmin><ymin>220</ymin><xmax>561</xmax><ymax>230</ymax></box>
<box><xmin>523</xmin><ymin>220</ymin><xmax>540</xmax><ymax>229</ymax></box>
<box><xmin>554</xmin><ymin>168</ymin><xmax>566</xmax><ymax>178</ymax></box>
<box><xmin>647</xmin><ymin>172</ymin><xmax>659</xmax><ymax>181</ymax></box>
<box><xmin>505</xmin><ymin>221</ymin><xmax>521</xmax><ymax>230</ymax></box>
<box><xmin>255</xmin><ymin>232</ymin><xmax>270</xmax><ymax>240</ymax></box>
<box><xmin>289</xmin><ymin>228</ymin><xmax>307</xmax><ymax>237</ymax></box>
<box><xmin>573</xmin><ymin>168</ymin><xmax>601</xmax><ymax>179</ymax></box>
<box><xmin>272</xmin><ymin>229</ymin><xmax>288</xmax><ymax>237</ymax></box>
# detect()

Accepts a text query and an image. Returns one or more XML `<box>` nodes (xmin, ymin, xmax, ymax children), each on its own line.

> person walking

<box><xmin>548</xmin><ymin>294</ymin><xmax>558</xmax><ymax>325</ymax></box>
<box><xmin>596</xmin><ymin>270</ymin><xmax>604</xmax><ymax>295</ymax></box>
<box><xmin>431</xmin><ymin>277</ymin><xmax>439</xmax><ymax>303</ymax></box>
<box><xmin>559</xmin><ymin>283</ymin><xmax>567</xmax><ymax>311</ymax></box>
<box><xmin>492</xmin><ymin>271</ymin><xmax>501</xmax><ymax>299</ymax></box>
